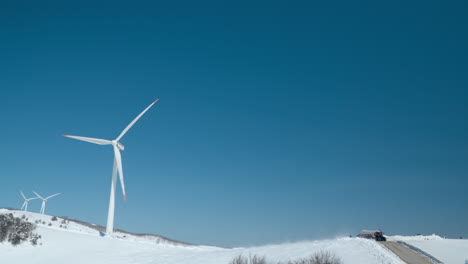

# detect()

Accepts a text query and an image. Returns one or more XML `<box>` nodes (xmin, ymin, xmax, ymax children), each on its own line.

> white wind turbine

<box><xmin>20</xmin><ymin>191</ymin><xmax>38</xmax><ymax>212</ymax></box>
<box><xmin>33</xmin><ymin>191</ymin><xmax>61</xmax><ymax>215</ymax></box>
<box><xmin>63</xmin><ymin>99</ymin><xmax>159</xmax><ymax>234</ymax></box>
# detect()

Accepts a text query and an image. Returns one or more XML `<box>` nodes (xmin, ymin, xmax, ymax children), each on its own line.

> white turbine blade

<box><xmin>28</xmin><ymin>197</ymin><xmax>39</xmax><ymax>201</ymax></box>
<box><xmin>21</xmin><ymin>201</ymin><xmax>26</xmax><ymax>210</ymax></box>
<box><xmin>115</xmin><ymin>99</ymin><xmax>159</xmax><ymax>142</ymax></box>
<box><xmin>46</xmin><ymin>193</ymin><xmax>61</xmax><ymax>200</ymax></box>
<box><xmin>33</xmin><ymin>191</ymin><xmax>44</xmax><ymax>200</ymax></box>
<box><xmin>63</xmin><ymin>135</ymin><xmax>112</xmax><ymax>145</ymax></box>
<box><xmin>20</xmin><ymin>191</ymin><xmax>26</xmax><ymax>200</ymax></box>
<box><xmin>113</xmin><ymin>145</ymin><xmax>126</xmax><ymax>201</ymax></box>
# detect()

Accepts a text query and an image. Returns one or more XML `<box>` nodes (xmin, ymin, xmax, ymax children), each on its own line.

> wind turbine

<box><xmin>20</xmin><ymin>191</ymin><xmax>38</xmax><ymax>212</ymax></box>
<box><xmin>33</xmin><ymin>191</ymin><xmax>61</xmax><ymax>215</ymax></box>
<box><xmin>63</xmin><ymin>99</ymin><xmax>158</xmax><ymax>234</ymax></box>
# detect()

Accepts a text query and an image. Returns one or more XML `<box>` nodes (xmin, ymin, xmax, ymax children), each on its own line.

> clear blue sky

<box><xmin>0</xmin><ymin>1</ymin><xmax>467</xmax><ymax>247</ymax></box>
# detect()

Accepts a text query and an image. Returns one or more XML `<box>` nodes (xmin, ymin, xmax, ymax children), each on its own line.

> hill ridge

<box><xmin>0</xmin><ymin>208</ymin><xmax>196</xmax><ymax>247</ymax></box>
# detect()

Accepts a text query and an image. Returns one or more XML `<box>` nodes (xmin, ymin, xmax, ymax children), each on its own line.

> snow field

<box><xmin>0</xmin><ymin>209</ymin><xmax>404</xmax><ymax>264</ymax></box>
<box><xmin>389</xmin><ymin>235</ymin><xmax>468</xmax><ymax>264</ymax></box>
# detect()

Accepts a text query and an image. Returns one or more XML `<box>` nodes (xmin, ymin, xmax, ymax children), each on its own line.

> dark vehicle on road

<box><xmin>357</xmin><ymin>230</ymin><xmax>387</xmax><ymax>241</ymax></box>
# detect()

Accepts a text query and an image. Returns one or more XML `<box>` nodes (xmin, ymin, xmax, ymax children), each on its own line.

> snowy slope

<box><xmin>388</xmin><ymin>235</ymin><xmax>468</xmax><ymax>264</ymax></box>
<box><xmin>0</xmin><ymin>209</ymin><xmax>403</xmax><ymax>264</ymax></box>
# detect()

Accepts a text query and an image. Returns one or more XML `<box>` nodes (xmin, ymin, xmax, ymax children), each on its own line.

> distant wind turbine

<box><xmin>63</xmin><ymin>99</ymin><xmax>159</xmax><ymax>234</ymax></box>
<box><xmin>20</xmin><ymin>191</ymin><xmax>38</xmax><ymax>212</ymax></box>
<box><xmin>33</xmin><ymin>191</ymin><xmax>61</xmax><ymax>215</ymax></box>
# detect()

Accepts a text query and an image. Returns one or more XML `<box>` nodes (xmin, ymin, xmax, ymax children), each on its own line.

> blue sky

<box><xmin>0</xmin><ymin>1</ymin><xmax>467</xmax><ymax>247</ymax></box>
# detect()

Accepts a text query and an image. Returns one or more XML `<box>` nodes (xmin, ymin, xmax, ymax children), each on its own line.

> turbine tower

<box><xmin>63</xmin><ymin>99</ymin><xmax>158</xmax><ymax>234</ymax></box>
<box><xmin>20</xmin><ymin>191</ymin><xmax>38</xmax><ymax>212</ymax></box>
<box><xmin>33</xmin><ymin>191</ymin><xmax>61</xmax><ymax>215</ymax></box>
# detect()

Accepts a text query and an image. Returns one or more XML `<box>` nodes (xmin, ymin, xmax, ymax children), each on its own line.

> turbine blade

<box><xmin>113</xmin><ymin>145</ymin><xmax>126</xmax><ymax>201</ymax></box>
<box><xmin>33</xmin><ymin>191</ymin><xmax>44</xmax><ymax>200</ymax></box>
<box><xmin>115</xmin><ymin>99</ymin><xmax>159</xmax><ymax>142</ymax></box>
<box><xmin>46</xmin><ymin>193</ymin><xmax>61</xmax><ymax>199</ymax></box>
<box><xmin>28</xmin><ymin>197</ymin><xmax>39</xmax><ymax>201</ymax></box>
<box><xmin>20</xmin><ymin>191</ymin><xmax>26</xmax><ymax>200</ymax></box>
<box><xmin>63</xmin><ymin>135</ymin><xmax>112</xmax><ymax>145</ymax></box>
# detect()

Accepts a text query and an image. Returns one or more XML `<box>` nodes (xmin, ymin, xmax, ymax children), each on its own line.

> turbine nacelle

<box><xmin>111</xmin><ymin>140</ymin><xmax>125</xmax><ymax>151</ymax></box>
<box><xmin>118</xmin><ymin>142</ymin><xmax>125</xmax><ymax>151</ymax></box>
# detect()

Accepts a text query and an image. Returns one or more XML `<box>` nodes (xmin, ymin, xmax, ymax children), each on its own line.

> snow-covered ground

<box><xmin>388</xmin><ymin>234</ymin><xmax>468</xmax><ymax>264</ymax></box>
<box><xmin>0</xmin><ymin>209</ymin><xmax>403</xmax><ymax>264</ymax></box>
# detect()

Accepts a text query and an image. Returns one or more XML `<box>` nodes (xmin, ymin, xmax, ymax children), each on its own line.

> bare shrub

<box><xmin>280</xmin><ymin>251</ymin><xmax>342</xmax><ymax>264</ymax></box>
<box><xmin>229</xmin><ymin>251</ymin><xmax>342</xmax><ymax>264</ymax></box>
<box><xmin>51</xmin><ymin>216</ymin><xmax>58</xmax><ymax>221</ymax></box>
<box><xmin>230</xmin><ymin>254</ymin><xmax>267</xmax><ymax>264</ymax></box>
<box><xmin>310</xmin><ymin>251</ymin><xmax>342</xmax><ymax>264</ymax></box>
<box><xmin>230</xmin><ymin>255</ymin><xmax>245</xmax><ymax>264</ymax></box>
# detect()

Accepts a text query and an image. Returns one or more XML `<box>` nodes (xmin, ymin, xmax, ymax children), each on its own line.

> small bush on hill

<box><xmin>30</xmin><ymin>233</ymin><xmax>42</xmax><ymax>246</ymax></box>
<box><xmin>0</xmin><ymin>213</ymin><xmax>41</xmax><ymax>246</ymax></box>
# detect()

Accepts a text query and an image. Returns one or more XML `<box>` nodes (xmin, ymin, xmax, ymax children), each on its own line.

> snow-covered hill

<box><xmin>0</xmin><ymin>209</ymin><xmax>405</xmax><ymax>264</ymax></box>
<box><xmin>388</xmin><ymin>235</ymin><xmax>468</xmax><ymax>264</ymax></box>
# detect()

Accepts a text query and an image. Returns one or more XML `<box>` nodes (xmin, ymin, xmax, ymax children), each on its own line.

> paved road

<box><xmin>381</xmin><ymin>241</ymin><xmax>434</xmax><ymax>264</ymax></box>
